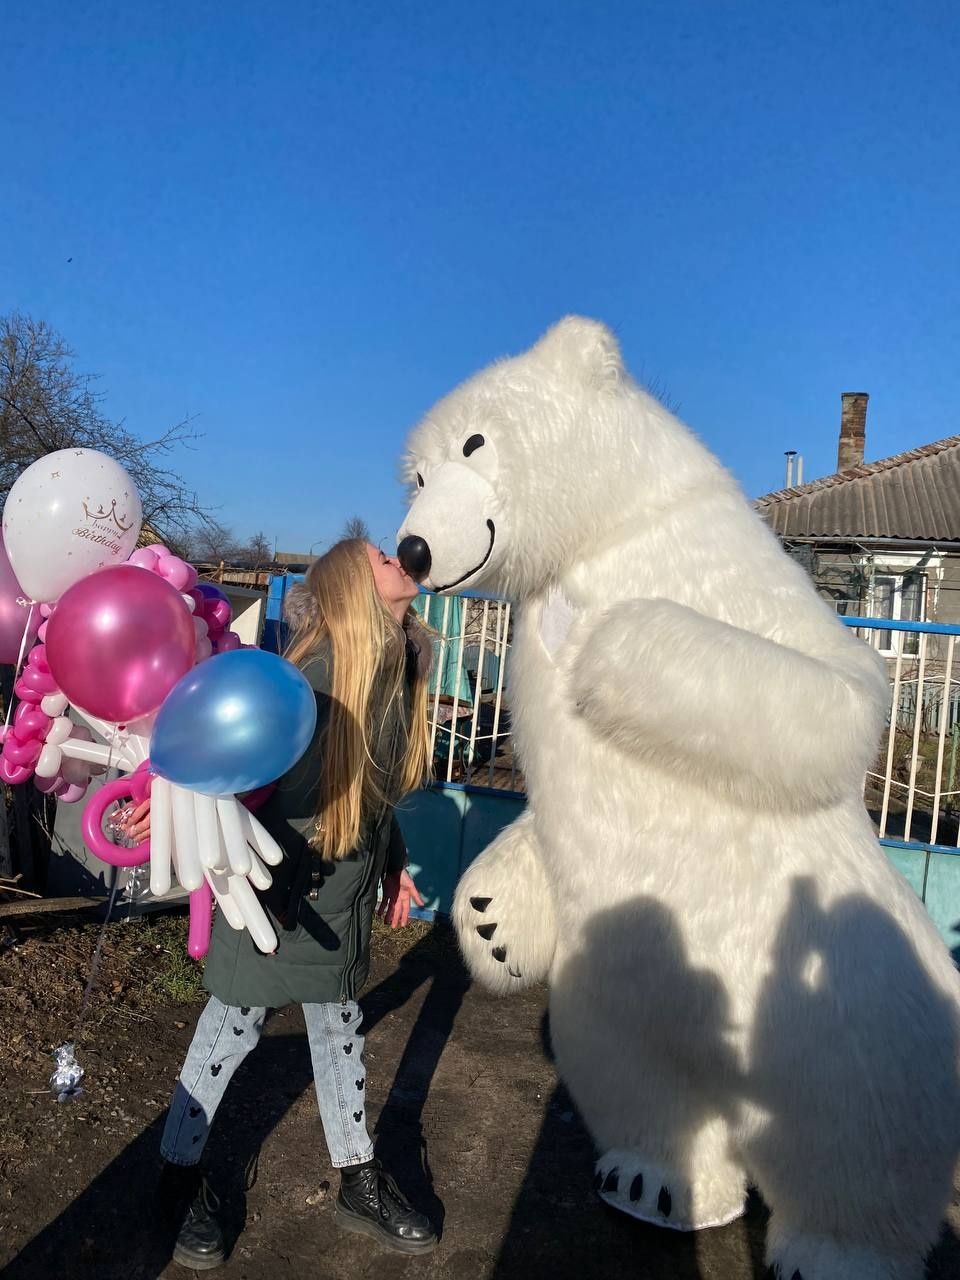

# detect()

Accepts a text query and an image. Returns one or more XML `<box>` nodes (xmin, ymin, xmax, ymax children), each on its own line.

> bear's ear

<box><xmin>530</xmin><ymin>316</ymin><xmax>624</xmax><ymax>387</ymax></box>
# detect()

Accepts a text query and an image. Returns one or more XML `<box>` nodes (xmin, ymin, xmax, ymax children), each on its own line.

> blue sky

<box><xmin>5</xmin><ymin>1</ymin><xmax>959</xmax><ymax>554</ymax></box>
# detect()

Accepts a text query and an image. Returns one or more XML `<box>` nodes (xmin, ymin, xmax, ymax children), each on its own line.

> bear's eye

<box><xmin>416</xmin><ymin>473</ymin><xmax>424</xmax><ymax>488</ymax></box>
<box><xmin>463</xmin><ymin>434</ymin><xmax>485</xmax><ymax>458</ymax></box>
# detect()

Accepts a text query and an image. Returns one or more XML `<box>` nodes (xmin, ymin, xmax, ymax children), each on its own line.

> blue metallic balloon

<box><xmin>150</xmin><ymin>649</ymin><xmax>318</xmax><ymax>795</ymax></box>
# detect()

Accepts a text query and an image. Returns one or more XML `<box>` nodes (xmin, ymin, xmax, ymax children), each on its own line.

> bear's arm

<box><xmin>572</xmin><ymin>598</ymin><xmax>888</xmax><ymax>810</ymax></box>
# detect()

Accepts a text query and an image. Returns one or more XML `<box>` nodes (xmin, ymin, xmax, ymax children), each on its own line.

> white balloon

<box><xmin>216</xmin><ymin>797</ymin><xmax>252</xmax><ymax>876</ymax></box>
<box><xmin>170</xmin><ymin>784</ymin><xmax>204</xmax><ymax>891</ymax></box>
<box><xmin>149</xmin><ymin>777</ymin><xmax>173</xmax><ymax>897</ymax></box>
<box><xmin>40</xmin><ymin>693</ymin><xmax>69</xmax><ymax>716</ymax></box>
<box><xmin>240</xmin><ymin>807</ymin><xmax>284</xmax><ymax>867</ymax></box>
<box><xmin>45</xmin><ymin>717</ymin><xmax>73</xmax><ymax>746</ymax></box>
<box><xmin>2</xmin><ymin>449</ymin><xmax>142</xmax><ymax>602</ymax></box>
<box><xmin>35</xmin><ymin>743</ymin><xmax>63</xmax><ymax>778</ymax></box>
<box><xmin>194</xmin><ymin>793</ymin><xmax>223</xmax><ymax>870</ymax></box>
<box><xmin>245</xmin><ymin>846</ymin><xmax>274</xmax><ymax>892</ymax></box>
<box><xmin>225</xmin><ymin>874</ymin><xmax>277</xmax><ymax>954</ymax></box>
<box><xmin>205</xmin><ymin>868</ymin><xmax>246</xmax><ymax>930</ymax></box>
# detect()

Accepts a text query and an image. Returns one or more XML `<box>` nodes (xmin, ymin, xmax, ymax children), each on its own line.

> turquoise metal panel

<box><xmin>921</xmin><ymin>854</ymin><xmax>960</xmax><ymax>955</ymax></box>
<box><xmin>394</xmin><ymin>785</ymin><xmax>526</xmax><ymax>917</ymax></box>
<box><xmin>880</xmin><ymin>843</ymin><xmax>928</xmax><ymax>899</ymax></box>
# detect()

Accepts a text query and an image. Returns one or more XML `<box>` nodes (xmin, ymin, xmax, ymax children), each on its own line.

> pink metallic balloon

<box><xmin>81</xmin><ymin>763</ymin><xmax>153</xmax><ymax>866</ymax></box>
<box><xmin>2</xmin><ymin>737</ymin><xmax>42</xmax><ymax>767</ymax></box>
<box><xmin>13</xmin><ymin>705</ymin><xmax>52</xmax><ymax>740</ymax></box>
<box><xmin>0</xmin><ymin>757</ymin><xmax>32</xmax><ymax>786</ymax></box>
<box><xmin>188</xmin><ymin>883</ymin><xmax>213</xmax><ymax>959</ymax></box>
<box><xmin>45</xmin><ymin>565</ymin><xmax>196</xmax><ymax>723</ymax></box>
<box><xmin>57</xmin><ymin>782</ymin><xmax>87</xmax><ymax>804</ymax></box>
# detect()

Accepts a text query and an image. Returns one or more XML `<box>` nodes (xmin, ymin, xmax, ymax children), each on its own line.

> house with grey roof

<box><xmin>756</xmin><ymin>393</ymin><xmax>960</xmax><ymax>657</ymax></box>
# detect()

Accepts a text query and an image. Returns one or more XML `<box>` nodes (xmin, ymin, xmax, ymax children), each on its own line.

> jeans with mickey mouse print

<box><xmin>160</xmin><ymin>996</ymin><xmax>374</xmax><ymax>1169</ymax></box>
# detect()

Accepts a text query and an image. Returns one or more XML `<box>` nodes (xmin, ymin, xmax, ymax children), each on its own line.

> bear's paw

<box><xmin>593</xmin><ymin>1150</ymin><xmax>746</xmax><ymax>1233</ymax></box>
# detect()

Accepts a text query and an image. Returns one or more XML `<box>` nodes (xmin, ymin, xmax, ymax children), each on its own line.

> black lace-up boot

<box><xmin>158</xmin><ymin>1160</ymin><xmax>226</xmax><ymax>1270</ymax></box>
<box><xmin>336</xmin><ymin>1158</ymin><xmax>437</xmax><ymax>1255</ymax></box>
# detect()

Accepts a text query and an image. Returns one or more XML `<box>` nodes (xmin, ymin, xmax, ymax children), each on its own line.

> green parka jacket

<box><xmin>203</xmin><ymin>633</ymin><xmax>419</xmax><ymax>1008</ymax></box>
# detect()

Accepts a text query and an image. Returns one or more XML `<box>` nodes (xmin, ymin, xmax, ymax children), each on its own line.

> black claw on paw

<box><xmin>602</xmin><ymin>1169</ymin><xmax>619</xmax><ymax>1194</ymax></box>
<box><xmin>210</xmin><ymin>1064</ymin><xmax>222</xmax><ymax>1077</ymax></box>
<box><xmin>491</xmin><ymin>945</ymin><xmax>507</xmax><ymax>962</ymax></box>
<box><xmin>470</xmin><ymin>896</ymin><xmax>492</xmax><ymax>912</ymax></box>
<box><xmin>343</xmin><ymin>1043</ymin><xmax>353</xmax><ymax>1055</ymax></box>
<box><xmin>476</xmin><ymin>922</ymin><xmax>497</xmax><ymax>940</ymax></box>
<box><xmin>189</xmin><ymin>1106</ymin><xmax>201</xmax><ymax>1118</ymax></box>
<box><xmin>592</xmin><ymin>1171</ymin><xmax>604</xmax><ymax>1191</ymax></box>
<box><xmin>507</xmin><ymin>965</ymin><xmax>523</xmax><ymax>978</ymax></box>
<box><xmin>657</xmin><ymin>1187</ymin><xmax>672</xmax><ymax>1217</ymax></box>
<box><xmin>629</xmin><ymin>1173</ymin><xmax>644</xmax><ymax>1202</ymax></box>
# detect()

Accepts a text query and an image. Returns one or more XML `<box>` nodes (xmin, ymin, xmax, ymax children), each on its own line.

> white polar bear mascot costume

<box><xmin>397</xmin><ymin>318</ymin><xmax>960</xmax><ymax>1280</ymax></box>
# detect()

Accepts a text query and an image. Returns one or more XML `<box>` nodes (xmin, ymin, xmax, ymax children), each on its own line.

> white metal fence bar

<box><xmin>428</xmin><ymin>595</ymin><xmax>450</xmax><ymax>764</ymax></box>
<box><xmin>930</xmin><ymin>634</ymin><xmax>955</xmax><ymax>846</ymax></box>
<box><xmin>464</xmin><ymin>600</ymin><xmax>490</xmax><ymax>784</ymax></box>
<box><xmin>902</xmin><ymin>630</ymin><xmax>928</xmax><ymax>843</ymax></box>
<box><xmin>445</xmin><ymin>607</ymin><xmax>468</xmax><ymax>783</ymax></box>
<box><xmin>487</xmin><ymin>601</ymin><xmax>511</xmax><ymax>789</ymax></box>
<box><xmin>879</xmin><ymin>644</ymin><xmax>904</xmax><ymax>839</ymax></box>
<box><xmin>840</xmin><ymin>616</ymin><xmax>960</xmax><ymax>852</ymax></box>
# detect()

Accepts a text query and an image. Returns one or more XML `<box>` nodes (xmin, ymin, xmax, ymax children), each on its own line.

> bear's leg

<box><xmin>764</xmin><ymin>1219</ymin><xmax>926</xmax><ymax>1280</ymax></box>
<box><xmin>755</xmin><ymin>1135</ymin><xmax>946</xmax><ymax>1280</ymax></box>
<box><xmin>549</xmin><ymin>978</ymin><xmax>747</xmax><ymax>1232</ymax></box>
<box><xmin>453</xmin><ymin>811</ymin><xmax>557</xmax><ymax>995</ymax></box>
<box><xmin>745</xmin><ymin>886</ymin><xmax>960</xmax><ymax>1280</ymax></box>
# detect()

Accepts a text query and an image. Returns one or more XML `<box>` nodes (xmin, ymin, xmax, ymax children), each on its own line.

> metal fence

<box><xmin>840</xmin><ymin>617</ymin><xmax>960</xmax><ymax>852</ymax></box>
<box><xmin>414</xmin><ymin>592</ymin><xmax>521</xmax><ymax>794</ymax></box>
<box><xmin>267</xmin><ymin>576</ymin><xmax>960</xmax><ymax>852</ymax></box>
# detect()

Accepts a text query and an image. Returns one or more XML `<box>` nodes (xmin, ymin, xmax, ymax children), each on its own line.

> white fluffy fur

<box><xmin>399</xmin><ymin>317</ymin><xmax>960</xmax><ymax>1279</ymax></box>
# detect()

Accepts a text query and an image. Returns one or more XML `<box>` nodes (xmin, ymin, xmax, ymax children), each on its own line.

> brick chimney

<box><xmin>838</xmin><ymin>392</ymin><xmax>868</xmax><ymax>471</ymax></box>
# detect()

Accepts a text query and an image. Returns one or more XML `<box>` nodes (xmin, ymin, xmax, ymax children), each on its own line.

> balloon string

<box><xmin>3</xmin><ymin>601</ymin><xmax>37</xmax><ymax>731</ymax></box>
<box><xmin>73</xmin><ymin>866</ymin><xmax>122</xmax><ymax>1041</ymax></box>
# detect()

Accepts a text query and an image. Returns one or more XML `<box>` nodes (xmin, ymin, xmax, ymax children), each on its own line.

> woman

<box><xmin>134</xmin><ymin>540</ymin><xmax>437</xmax><ymax>1268</ymax></box>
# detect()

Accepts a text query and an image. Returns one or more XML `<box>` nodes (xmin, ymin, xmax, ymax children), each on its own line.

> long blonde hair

<box><xmin>283</xmin><ymin>539</ymin><xmax>430</xmax><ymax>859</ymax></box>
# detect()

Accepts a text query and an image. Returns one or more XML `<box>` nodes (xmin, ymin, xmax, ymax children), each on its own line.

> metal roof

<box><xmin>755</xmin><ymin>435</ymin><xmax>960</xmax><ymax>542</ymax></box>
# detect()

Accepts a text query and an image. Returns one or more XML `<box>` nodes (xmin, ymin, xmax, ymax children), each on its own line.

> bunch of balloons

<box><xmin>0</xmin><ymin>448</ymin><xmax>317</xmax><ymax>959</ymax></box>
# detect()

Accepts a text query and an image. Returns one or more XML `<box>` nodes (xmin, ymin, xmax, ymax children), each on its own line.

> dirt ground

<box><xmin>0</xmin><ymin>911</ymin><xmax>958</xmax><ymax>1280</ymax></box>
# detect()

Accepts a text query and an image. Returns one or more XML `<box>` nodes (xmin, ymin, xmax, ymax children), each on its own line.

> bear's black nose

<box><xmin>397</xmin><ymin>535</ymin><xmax>432</xmax><ymax>582</ymax></box>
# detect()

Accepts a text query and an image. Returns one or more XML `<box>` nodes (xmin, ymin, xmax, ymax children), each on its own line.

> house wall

<box><xmin>934</xmin><ymin>554</ymin><xmax>960</xmax><ymax>626</ymax></box>
<box><xmin>786</xmin><ymin>545</ymin><xmax>960</xmax><ymax>627</ymax></box>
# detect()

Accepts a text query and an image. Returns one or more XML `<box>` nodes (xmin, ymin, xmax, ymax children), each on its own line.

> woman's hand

<box><xmin>378</xmin><ymin>869</ymin><xmax>425</xmax><ymax>929</ymax></box>
<box><xmin>122</xmin><ymin>799</ymin><xmax>152</xmax><ymax>843</ymax></box>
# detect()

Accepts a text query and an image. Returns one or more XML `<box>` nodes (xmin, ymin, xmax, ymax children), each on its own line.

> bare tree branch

<box><xmin>0</xmin><ymin>312</ymin><xmax>213</xmax><ymax>545</ymax></box>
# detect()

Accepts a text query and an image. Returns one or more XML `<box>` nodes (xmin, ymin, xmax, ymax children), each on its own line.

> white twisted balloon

<box><xmin>61</xmin><ymin>710</ymin><xmax>282</xmax><ymax>954</ymax></box>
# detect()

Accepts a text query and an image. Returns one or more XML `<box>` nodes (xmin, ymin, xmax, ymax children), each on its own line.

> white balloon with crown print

<box><xmin>2</xmin><ymin>448</ymin><xmax>143</xmax><ymax>603</ymax></box>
